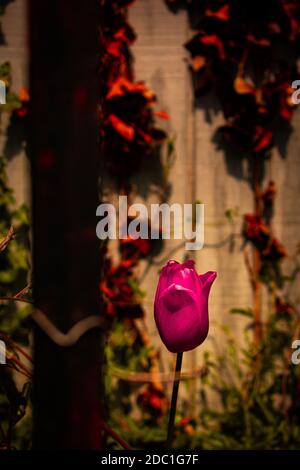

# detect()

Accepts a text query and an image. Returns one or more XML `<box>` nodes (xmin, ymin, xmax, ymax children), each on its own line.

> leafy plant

<box><xmin>0</xmin><ymin>60</ymin><xmax>32</xmax><ymax>449</ymax></box>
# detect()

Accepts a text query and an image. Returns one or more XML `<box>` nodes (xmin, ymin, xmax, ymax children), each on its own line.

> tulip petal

<box><xmin>161</xmin><ymin>284</ymin><xmax>194</xmax><ymax>313</ymax></box>
<box><xmin>199</xmin><ymin>271</ymin><xmax>217</xmax><ymax>295</ymax></box>
<box><xmin>154</xmin><ymin>260</ymin><xmax>216</xmax><ymax>353</ymax></box>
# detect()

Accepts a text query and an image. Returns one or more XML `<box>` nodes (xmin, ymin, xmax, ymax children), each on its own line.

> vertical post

<box><xmin>29</xmin><ymin>0</ymin><xmax>103</xmax><ymax>448</ymax></box>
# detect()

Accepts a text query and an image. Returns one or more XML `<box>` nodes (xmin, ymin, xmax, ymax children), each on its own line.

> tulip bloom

<box><xmin>154</xmin><ymin>260</ymin><xmax>216</xmax><ymax>353</ymax></box>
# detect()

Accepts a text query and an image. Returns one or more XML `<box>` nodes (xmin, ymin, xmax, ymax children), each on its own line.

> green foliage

<box><xmin>192</xmin><ymin>288</ymin><xmax>300</xmax><ymax>449</ymax></box>
<box><xmin>0</xmin><ymin>154</ymin><xmax>32</xmax><ymax>449</ymax></box>
<box><xmin>104</xmin><ymin>319</ymin><xmax>168</xmax><ymax>448</ymax></box>
<box><xmin>104</xmin><ymin>252</ymin><xmax>300</xmax><ymax>450</ymax></box>
<box><xmin>230</xmin><ymin>308</ymin><xmax>253</xmax><ymax>318</ymax></box>
<box><xmin>0</xmin><ymin>156</ymin><xmax>31</xmax><ymax>338</ymax></box>
<box><xmin>0</xmin><ymin>59</ymin><xmax>32</xmax><ymax>449</ymax></box>
<box><xmin>0</xmin><ymin>368</ymin><xmax>32</xmax><ymax>449</ymax></box>
<box><xmin>0</xmin><ymin>62</ymin><xmax>22</xmax><ymax>113</ymax></box>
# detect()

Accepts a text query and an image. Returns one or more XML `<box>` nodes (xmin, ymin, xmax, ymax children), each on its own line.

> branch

<box><xmin>0</xmin><ymin>226</ymin><xmax>14</xmax><ymax>252</ymax></box>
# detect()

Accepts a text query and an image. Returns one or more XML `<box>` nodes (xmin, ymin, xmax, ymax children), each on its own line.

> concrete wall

<box><xmin>1</xmin><ymin>0</ymin><xmax>300</xmax><ymax>408</ymax></box>
<box><xmin>129</xmin><ymin>0</ymin><xmax>300</xmax><ymax>388</ymax></box>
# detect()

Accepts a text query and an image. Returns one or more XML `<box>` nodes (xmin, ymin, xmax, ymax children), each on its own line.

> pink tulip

<box><xmin>154</xmin><ymin>260</ymin><xmax>217</xmax><ymax>353</ymax></box>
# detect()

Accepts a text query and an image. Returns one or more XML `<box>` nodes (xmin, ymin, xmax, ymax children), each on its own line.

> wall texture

<box><xmin>129</xmin><ymin>0</ymin><xmax>300</xmax><ymax>386</ymax></box>
<box><xmin>1</xmin><ymin>0</ymin><xmax>300</xmax><ymax>408</ymax></box>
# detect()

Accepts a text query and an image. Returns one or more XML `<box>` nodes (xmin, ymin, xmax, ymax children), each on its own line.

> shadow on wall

<box><xmin>165</xmin><ymin>0</ymin><xmax>297</xmax><ymax>187</ymax></box>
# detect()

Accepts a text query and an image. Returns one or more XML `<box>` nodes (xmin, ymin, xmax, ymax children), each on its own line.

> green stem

<box><xmin>166</xmin><ymin>351</ymin><xmax>183</xmax><ymax>448</ymax></box>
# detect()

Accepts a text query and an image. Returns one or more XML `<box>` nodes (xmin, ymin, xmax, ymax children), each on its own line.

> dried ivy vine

<box><xmin>99</xmin><ymin>0</ymin><xmax>174</xmax><ymax>447</ymax></box>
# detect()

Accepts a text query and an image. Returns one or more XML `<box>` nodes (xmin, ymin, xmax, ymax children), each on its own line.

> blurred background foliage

<box><xmin>102</xmin><ymin>0</ymin><xmax>300</xmax><ymax>450</ymax></box>
<box><xmin>1</xmin><ymin>0</ymin><xmax>300</xmax><ymax>450</ymax></box>
<box><xmin>104</xmin><ymin>240</ymin><xmax>300</xmax><ymax>450</ymax></box>
<box><xmin>0</xmin><ymin>59</ymin><xmax>32</xmax><ymax>449</ymax></box>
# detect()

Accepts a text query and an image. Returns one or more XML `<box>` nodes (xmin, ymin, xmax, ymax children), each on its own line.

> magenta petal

<box><xmin>199</xmin><ymin>271</ymin><xmax>217</xmax><ymax>295</ymax></box>
<box><xmin>154</xmin><ymin>261</ymin><xmax>216</xmax><ymax>353</ymax></box>
<box><xmin>161</xmin><ymin>284</ymin><xmax>195</xmax><ymax>313</ymax></box>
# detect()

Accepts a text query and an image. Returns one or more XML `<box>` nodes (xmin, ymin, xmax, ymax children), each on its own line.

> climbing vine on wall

<box><xmin>165</xmin><ymin>0</ymin><xmax>300</xmax><ymax>338</ymax></box>
<box><xmin>99</xmin><ymin>0</ymin><xmax>172</xmax><ymax>446</ymax></box>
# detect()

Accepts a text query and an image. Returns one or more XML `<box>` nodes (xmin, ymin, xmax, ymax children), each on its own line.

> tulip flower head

<box><xmin>154</xmin><ymin>260</ymin><xmax>216</xmax><ymax>353</ymax></box>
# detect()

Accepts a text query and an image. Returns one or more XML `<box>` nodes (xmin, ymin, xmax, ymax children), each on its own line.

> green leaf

<box><xmin>230</xmin><ymin>308</ymin><xmax>253</xmax><ymax>318</ymax></box>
